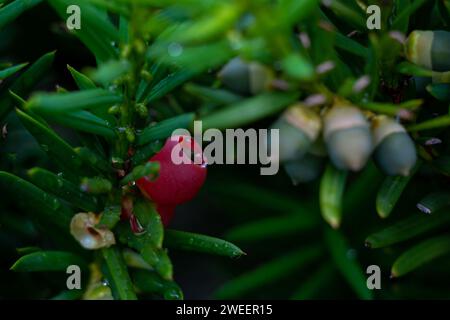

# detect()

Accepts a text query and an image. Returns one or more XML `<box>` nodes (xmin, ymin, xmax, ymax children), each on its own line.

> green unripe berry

<box><xmin>405</xmin><ymin>30</ymin><xmax>450</xmax><ymax>72</ymax></box>
<box><xmin>372</xmin><ymin>116</ymin><xmax>417</xmax><ymax>176</ymax></box>
<box><xmin>218</xmin><ymin>57</ymin><xmax>273</xmax><ymax>95</ymax></box>
<box><xmin>284</xmin><ymin>153</ymin><xmax>324</xmax><ymax>185</ymax></box>
<box><xmin>324</xmin><ymin>105</ymin><xmax>372</xmax><ymax>171</ymax></box>
<box><xmin>271</xmin><ymin>104</ymin><xmax>321</xmax><ymax>162</ymax></box>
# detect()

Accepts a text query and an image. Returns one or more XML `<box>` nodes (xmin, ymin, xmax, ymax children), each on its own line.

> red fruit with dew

<box><xmin>137</xmin><ymin>135</ymin><xmax>207</xmax><ymax>225</ymax></box>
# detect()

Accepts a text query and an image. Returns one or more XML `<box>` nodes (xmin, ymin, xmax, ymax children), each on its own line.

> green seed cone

<box><xmin>276</xmin><ymin>121</ymin><xmax>312</xmax><ymax>161</ymax></box>
<box><xmin>405</xmin><ymin>30</ymin><xmax>450</xmax><ymax>72</ymax></box>
<box><xmin>271</xmin><ymin>104</ymin><xmax>321</xmax><ymax>162</ymax></box>
<box><xmin>284</xmin><ymin>153</ymin><xmax>324</xmax><ymax>185</ymax></box>
<box><xmin>219</xmin><ymin>58</ymin><xmax>250</xmax><ymax>94</ymax></box>
<box><xmin>372</xmin><ymin>116</ymin><xmax>417</xmax><ymax>176</ymax></box>
<box><xmin>324</xmin><ymin>105</ymin><xmax>372</xmax><ymax>171</ymax></box>
<box><xmin>219</xmin><ymin>57</ymin><xmax>272</xmax><ymax>95</ymax></box>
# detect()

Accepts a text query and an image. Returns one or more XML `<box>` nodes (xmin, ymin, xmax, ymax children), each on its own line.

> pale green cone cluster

<box><xmin>271</xmin><ymin>103</ymin><xmax>417</xmax><ymax>183</ymax></box>
<box><xmin>273</xmin><ymin>104</ymin><xmax>323</xmax><ymax>184</ymax></box>
<box><xmin>266</xmin><ymin>104</ymin><xmax>322</xmax><ymax>183</ymax></box>
<box><xmin>217</xmin><ymin>44</ymin><xmax>424</xmax><ymax>183</ymax></box>
<box><xmin>273</xmin><ymin>104</ymin><xmax>322</xmax><ymax>162</ymax></box>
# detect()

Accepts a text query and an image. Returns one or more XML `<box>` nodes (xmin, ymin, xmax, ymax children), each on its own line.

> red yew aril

<box><xmin>137</xmin><ymin>135</ymin><xmax>207</xmax><ymax>225</ymax></box>
<box><xmin>155</xmin><ymin>203</ymin><xmax>176</xmax><ymax>226</ymax></box>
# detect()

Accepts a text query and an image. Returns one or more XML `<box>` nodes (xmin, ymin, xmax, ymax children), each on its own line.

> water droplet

<box><xmin>80</xmin><ymin>236</ymin><xmax>97</xmax><ymax>248</ymax></box>
<box><xmin>168</xmin><ymin>42</ymin><xmax>183</xmax><ymax>57</ymax></box>
<box><xmin>164</xmin><ymin>289</ymin><xmax>181</xmax><ymax>300</ymax></box>
<box><xmin>41</xmin><ymin>144</ymin><xmax>49</xmax><ymax>152</ymax></box>
<box><xmin>111</xmin><ymin>157</ymin><xmax>122</xmax><ymax>164</ymax></box>
<box><xmin>417</xmin><ymin>203</ymin><xmax>431</xmax><ymax>214</ymax></box>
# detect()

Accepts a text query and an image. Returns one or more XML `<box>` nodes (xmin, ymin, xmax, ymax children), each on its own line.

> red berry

<box><xmin>156</xmin><ymin>204</ymin><xmax>176</xmax><ymax>226</ymax></box>
<box><xmin>137</xmin><ymin>135</ymin><xmax>207</xmax><ymax>225</ymax></box>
